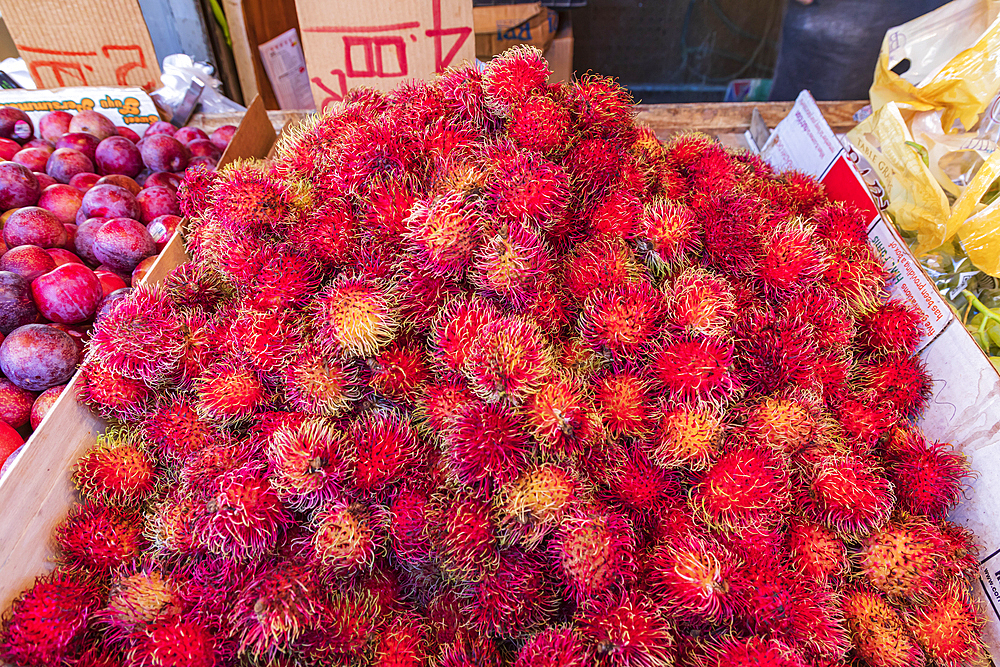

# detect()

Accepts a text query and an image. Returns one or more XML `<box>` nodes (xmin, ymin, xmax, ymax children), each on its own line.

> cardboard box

<box><xmin>294</xmin><ymin>0</ymin><xmax>475</xmax><ymax>112</ymax></box>
<box><xmin>0</xmin><ymin>0</ymin><xmax>160</xmax><ymax>91</ymax></box>
<box><xmin>474</xmin><ymin>4</ymin><xmax>558</xmax><ymax>59</ymax></box>
<box><xmin>0</xmin><ymin>86</ymin><xmax>160</xmax><ymax>133</ymax></box>
<box><xmin>545</xmin><ymin>15</ymin><xmax>573</xmax><ymax>83</ymax></box>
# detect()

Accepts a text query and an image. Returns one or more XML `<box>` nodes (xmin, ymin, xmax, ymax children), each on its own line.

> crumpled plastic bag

<box><xmin>151</xmin><ymin>54</ymin><xmax>244</xmax><ymax>118</ymax></box>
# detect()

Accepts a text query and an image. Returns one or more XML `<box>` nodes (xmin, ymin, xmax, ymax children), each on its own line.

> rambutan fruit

<box><xmin>290</xmin><ymin>199</ymin><xmax>357</xmax><ymax>270</ymax></box>
<box><xmin>78</xmin><ymin>365</ymin><xmax>154</xmax><ymax>422</ymax></box>
<box><xmin>466</xmin><ymin>549</ymin><xmax>557</xmax><ymax>636</ymax></box>
<box><xmin>335</xmin><ymin>121</ymin><xmax>427</xmax><ymax>197</ymax></box>
<box><xmin>483</xmin><ymin>149</ymin><xmax>570</xmax><ymax>230</ymax></box>
<box><xmin>243</xmin><ymin>249</ymin><xmax>323</xmax><ymax>314</ymax></box>
<box><xmin>663</xmin><ymin>267</ymin><xmax>736</xmax><ymax>338</ymax></box>
<box><xmin>603</xmin><ymin>442</ymin><xmax>682</xmax><ymax>519</ymax></box>
<box><xmin>473</xmin><ymin>220</ymin><xmax>553</xmax><ymax>308</ymax></box>
<box><xmin>592</xmin><ymin>368</ymin><xmax>654</xmax><ymax>438</ymax></box>
<box><xmin>697</xmin><ymin>193</ymin><xmax>764</xmax><ymax>276</ymax></box>
<box><xmin>550</xmin><ymin>504</ymin><xmax>637</xmax><ymax>604</ymax></box>
<box><xmin>145</xmin><ymin>490</ymin><xmax>199</xmax><ymax>555</ymax></box>
<box><xmin>743</xmin><ymin>394</ymin><xmax>821</xmax><ymax>458</ymax></box>
<box><xmin>696</xmin><ymin>635</ymin><xmax>806</xmax><ymax>667</ymax></box>
<box><xmin>311</xmin><ymin>272</ymin><xmax>399</xmax><ymax>358</ymax></box>
<box><xmin>841</xmin><ymin>586</ymin><xmax>925</xmax><ymax>667</ymax></box>
<box><xmin>523</xmin><ymin>272</ymin><xmax>572</xmax><ymax>334</ymax></box>
<box><xmin>405</xmin><ymin>192</ymin><xmax>483</xmax><ymax>277</ymax></box>
<box><xmin>798</xmin><ymin>452</ymin><xmax>894</xmax><ymax>538</ymax></box>
<box><xmin>464</xmin><ymin>314</ymin><xmax>552</xmax><ymax>402</ymax></box>
<box><xmin>663</xmin><ymin>132</ymin><xmax>718</xmax><ymax>173</ymax></box>
<box><xmin>368</xmin><ymin>335</ymin><xmax>431</xmax><ymax>404</ymax></box>
<box><xmin>782</xmin><ymin>284</ymin><xmax>857</xmax><ymax>352</ymax></box>
<box><xmin>307</xmin><ymin>497</ymin><xmax>377</xmax><ymax>576</ymax></box>
<box><xmin>580</xmin><ymin>280</ymin><xmax>664</xmax><ymax>360</ymax></box>
<box><xmin>266</xmin><ymin>416</ymin><xmax>349</xmax><ymax>509</ymax></box>
<box><xmin>587</xmin><ymin>188</ymin><xmax>643</xmax><ymax>240</ymax></box>
<box><xmin>691</xmin><ymin>444</ymin><xmax>790</xmax><ymax>531</ymax></box>
<box><xmin>755</xmin><ymin>219</ymin><xmax>825</xmax><ymax>297</ymax></box>
<box><xmin>127</xmin><ymin>615</ymin><xmax>219</xmax><ymax>667</ymax></box>
<box><xmin>733</xmin><ymin>305</ymin><xmax>819</xmax><ymax>396</ymax></box>
<box><xmin>373</xmin><ymin>613</ymin><xmax>430</xmax><ymax>667</ymax></box>
<box><xmin>222</xmin><ymin>307</ymin><xmax>302</xmax><ymax>375</ymax></box>
<box><xmin>514</xmin><ymin>627</ymin><xmax>590</xmax><ymax>667</ymax></box>
<box><xmin>195</xmin><ymin>360</ymin><xmax>267</xmax><ymax>424</ymax></box>
<box><xmin>524</xmin><ymin>374</ymin><xmax>595</xmax><ymax>457</ymax></box>
<box><xmin>577</xmin><ymin>590</ymin><xmax>675</xmax><ymax>667</ymax></box>
<box><xmin>779</xmin><ymin>170</ymin><xmax>829</xmax><ymax>216</ymax></box>
<box><xmin>429</xmin><ymin>295</ymin><xmax>500</xmax><ymax>376</ymax></box>
<box><xmin>427</xmin><ymin>488</ymin><xmax>500</xmax><ymax>582</ymax></box>
<box><xmin>498</xmin><ymin>462</ymin><xmax>580</xmax><ymax>548</ymax></box>
<box><xmin>299</xmin><ymin>590</ymin><xmax>383</xmax><ymax>662</ymax></box>
<box><xmin>784</xmin><ymin>517</ymin><xmax>848</xmax><ymax>585</ymax></box>
<box><xmin>562</xmin><ymin>234</ymin><xmax>640</xmax><ymax>305</ymax></box>
<box><xmin>177</xmin><ymin>434</ymin><xmax>255</xmax><ymax>490</ymax></box>
<box><xmin>905</xmin><ymin>582</ymin><xmax>987</xmax><ymax>667</ymax></box>
<box><xmin>885</xmin><ymin>435</ymin><xmax>967</xmax><ymax>520</ymax></box>
<box><xmin>856</xmin><ymin>299</ymin><xmax>925</xmax><ymax>355</ymax></box>
<box><xmin>209</xmin><ymin>159</ymin><xmax>298</xmax><ymax>235</ymax></box>
<box><xmin>822</xmin><ymin>245</ymin><xmax>888</xmax><ymax>314</ymax></box>
<box><xmin>508</xmin><ymin>91</ymin><xmax>571</xmax><ymax>153</ymax></box>
<box><xmin>282</xmin><ymin>343</ymin><xmax>362</xmax><ymax>416</ymax></box>
<box><xmin>649</xmin><ymin>400</ymin><xmax>723</xmax><ymax>470</ymax></box>
<box><xmin>570</xmin><ymin>73</ymin><xmax>635</xmax><ymax>137</ymax></box>
<box><xmin>859</xmin><ymin>352</ymin><xmax>933</xmax><ymax>419</ymax></box>
<box><xmin>0</xmin><ymin>571</ymin><xmax>101</xmax><ymax>666</ymax></box>
<box><xmin>635</xmin><ymin>200</ymin><xmax>700</xmax><ymax>273</ymax></box>
<box><xmin>57</xmin><ymin>500</ymin><xmax>146</xmax><ymax>576</ymax></box>
<box><xmin>482</xmin><ymin>45</ymin><xmax>549</xmax><ymax>117</ymax></box>
<box><xmin>87</xmin><ymin>284</ymin><xmax>185</xmax><ymax>384</ymax></box>
<box><xmin>855</xmin><ymin>517</ymin><xmax>947</xmax><ymax>602</ymax></box>
<box><xmin>99</xmin><ymin>568</ymin><xmax>183</xmax><ymax>642</ymax></box>
<box><xmin>414</xmin><ymin>379</ymin><xmax>478</xmax><ymax>438</ymax></box>
<box><xmin>349</xmin><ymin>409</ymin><xmax>424</xmax><ymax>496</ymax></box>
<box><xmin>194</xmin><ymin>467</ymin><xmax>291</xmax><ymax>561</ymax></box>
<box><xmin>935</xmin><ymin>521</ymin><xmax>980</xmax><ymax>580</ymax></box>
<box><xmin>835</xmin><ymin>393</ymin><xmax>898</xmax><ymax>449</ymax></box>
<box><xmin>177</xmin><ymin>162</ymin><xmax>219</xmax><ymax>219</ymax></box>
<box><xmin>443</xmin><ymin>399</ymin><xmax>531</xmax><ymax>492</ymax></box>
<box><xmin>813</xmin><ymin>201</ymin><xmax>871</xmax><ymax>250</ymax></box>
<box><xmin>393</xmin><ymin>255</ymin><xmax>465</xmax><ymax>335</ymax></box>
<box><xmin>649</xmin><ymin>336</ymin><xmax>737</xmax><ymax>403</ymax></box>
<box><xmin>437</xmin><ymin>636</ymin><xmax>504</xmax><ymax>667</ymax></box>
<box><xmin>360</xmin><ymin>175</ymin><xmax>420</xmax><ymax>248</ymax></box>
<box><xmin>386</xmin><ymin>482</ymin><xmax>434</xmax><ymax>568</ymax></box>
<box><xmin>229</xmin><ymin>561</ymin><xmax>320</xmax><ymax>660</ymax></box>
<box><xmin>647</xmin><ymin>533</ymin><xmax>738</xmax><ymax>624</ymax></box>
<box><xmin>785</xmin><ymin>582</ymin><xmax>852</xmax><ymax>661</ymax></box>
<box><xmin>160</xmin><ymin>262</ymin><xmax>231</xmax><ymax>313</ymax></box>
<box><xmin>75</xmin><ymin>428</ymin><xmax>156</xmax><ymax>507</ymax></box>
<box><xmin>438</xmin><ymin>63</ymin><xmax>494</xmax><ymax>125</ymax></box>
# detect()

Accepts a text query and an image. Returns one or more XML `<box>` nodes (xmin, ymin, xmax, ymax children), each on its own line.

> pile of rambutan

<box><xmin>0</xmin><ymin>46</ymin><xmax>988</xmax><ymax>667</ymax></box>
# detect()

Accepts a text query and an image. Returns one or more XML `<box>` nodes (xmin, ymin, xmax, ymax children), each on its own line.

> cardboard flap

<box><xmin>219</xmin><ymin>95</ymin><xmax>277</xmax><ymax>168</ymax></box>
<box><xmin>473</xmin><ymin>3</ymin><xmax>542</xmax><ymax>33</ymax></box>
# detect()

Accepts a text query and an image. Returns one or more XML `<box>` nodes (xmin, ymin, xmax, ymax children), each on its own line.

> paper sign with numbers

<box><xmin>294</xmin><ymin>0</ymin><xmax>475</xmax><ymax>111</ymax></box>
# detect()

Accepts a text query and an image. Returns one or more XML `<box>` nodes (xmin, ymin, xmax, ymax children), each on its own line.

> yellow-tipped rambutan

<box><xmin>649</xmin><ymin>400</ymin><xmax>723</xmax><ymax>470</ymax></box>
<box><xmin>57</xmin><ymin>501</ymin><xmax>147</xmax><ymax>577</ymax></box>
<box><xmin>195</xmin><ymin>360</ymin><xmax>267</xmax><ymax>424</ymax></box>
<box><xmin>859</xmin><ymin>352</ymin><xmax>932</xmax><ymax>420</ymax></box>
<box><xmin>580</xmin><ymin>280</ymin><xmax>664</xmax><ymax>360</ymax></box>
<box><xmin>429</xmin><ymin>295</ymin><xmax>500</xmax><ymax>376</ymax></box>
<box><xmin>265</xmin><ymin>415</ymin><xmax>349</xmax><ymax>510</ymax></box>
<box><xmin>524</xmin><ymin>374</ymin><xmax>595</xmax><ymax>457</ymax></box>
<box><xmin>443</xmin><ymin>399</ymin><xmax>531</xmax><ymax>492</ymax></box>
<box><xmin>515</xmin><ymin>627</ymin><xmax>591</xmax><ymax>667</ymax></box>
<box><xmin>229</xmin><ymin>561</ymin><xmax>321</xmax><ymax>660</ymax></box>
<box><xmin>822</xmin><ymin>244</ymin><xmax>888</xmax><ymax>315</ymax></box>
<box><xmin>484</xmin><ymin>149</ymin><xmax>570</xmax><ymax>230</ymax></box>
<box><xmin>194</xmin><ymin>467</ymin><xmax>291</xmax><ymax>561</ymax></box>
<box><xmin>127</xmin><ymin>615</ymin><xmax>219</xmax><ymax>667</ymax></box>
<box><xmin>905</xmin><ymin>583</ymin><xmax>987</xmax><ymax>667</ymax></box>
<box><xmin>857</xmin><ymin>299</ymin><xmax>925</xmax><ymax>355</ymax></box>
<box><xmin>282</xmin><ymin>343</ymin><xmax>362</xmax><ymax>416</ymax></box>
<box><xmin>696</xmin><ymin>635</ymin><xmax>806</xmax><ymax>667</ymax></box>
<box><xmin>743</xmin><ymin>394</ymin><xmax>821</xmax><ymax>458</ymax></box>
<box><xmin>755</xmin><ymin>218</ymin><xmax>825</xmax><ymax>297</ymax></box>
<box><xmin>472</xmin><ymin>219</ymin><xmax>553</xmax><ymax>308</ymax></box>
<box><xmin>406</xmin><ymin>192</ymin><xmax>483</xmax><ymax>277</ymax></box>
<box><xmin>308</xmin><ymin>497</ymin><xmax>377</xmax><ymax>576</ymax></box>
<box><xmin>577</xmin><ymin>590</ymin><xmax>675</xmax><ymax>667</ymax></box>
<box><xmin>99</xmin><ymin>567</ymin><xmax>183</xmax><ymax>643</ymax></box>
<box><xmin>562</xmin><ymin>234</ymin><xmax>641</xmax><ymax>306</ymax></box>
<box><xmin>784</xmin><ymin>517</ymin><xmax>848</xmax><ymax>585</ymax></box>
<box><xmin>464</xmin><ymin>314</ymin><xmax>552</xmax><ymax>402</ymax></box>
<box><xmin>647</xmin><ymin>532</ymin><xmax>738</xmax><ymax>624</ymax></box>
<box><xmin>885</xmin><ymin>431</ymin><xmax>968</xmax><ymax>521</ymax></box>
<box><xmin>508</xmin><ymin>91</ymin><xmax>571</xmax><ymax>154</ymax></box>
<box><xmin>635</xmin><ymin>200</ymin><xmax>700</xmax><ymax>273</ymax></box>
<box><xmin>855</xmin><ymin>517</ymin><xmax>947</xmax><ymax>602</ymax></box>
<box><xmin>368</xmin><ymin>335</ymin><xmax>431</xmax><ymax>404</ymax></box>
<box><xmin>650</xmin><ymin>336</ymin><xmax>737</xmax><ymax>403</ymax></box>
<box><xmin>427</xmin><ymin>488</ymin><xmax>500</xmax><ymax>583</ymax></box>
<box><xmin>550</xmin><ymin>503</ymin><xmax>637</xmax><ymax>604</ymax></box>
<box><xmin>311</xmin><ymin>272</ymin><xmax>399</xmax><ymax>358</ymax></box>
<box><xmin>77</xmin><ymin>364</ymin><xmax>154</xmax><ymax>423</ymax></box>
<box><xmin>75</xmin><ymin>427</ymin><xmax>156</xmax><ymax>507</ymax></box>
<box><xmin>498</xmin><ymin>462</ymin><xmax>581</xmax><ymax>548</ymax></box>
<box><xmin>373</xmin><ymin>612</ymin><xmax>431</xmax><ymax>667</ymax></box>
<box><xmin>209</xmin><ymin>159</ymin><xmax>298</xmax><ymax>236</ymax></box>
<box><xmin>842</xmin><ymin>586</ymin><xmax>924</xmax><ymax>667</ymax></box>
<box><xmin>482</xmin><ymin>45</ymin><xmax>549</xmax><ymax>117</ymax></box>
<box><xmin>799</xmin><ymin>452</ymin><xmax>894</xmax><ymax>538</ymax></box>
<box><xmin>592</xmin><ymin>367</ymin><xmax>655</xmax><ymax>438</ymax></box>
<box><xmin>691</xmin><ymin>444</ymin><xmax>790</xmax><ymax>531</ymax></box>
<box><xmin>663</xmin><ymin>267</ymin><xmax>736</xmax><ymax>338</ymax></box>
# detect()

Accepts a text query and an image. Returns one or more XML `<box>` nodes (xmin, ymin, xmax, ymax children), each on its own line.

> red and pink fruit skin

<box><xmin>0</xmin><ymin>244</ymin><xmax>57</xmax><ymax>281</ymax></box>
<box><xmin>94</xmin><ymin>287</ymin><xmax>131</xmax><ymax>323</ymax></box>
<box><xmin>187</xmin><ymin>139</ymin><xmax>221</xmax><ymax>161</ymax></box>
<box><xmin>0</xmin><ymin>271</ymin><xmax>39</xmax><ymax>333</ymax></box>
<box><xmin>93</xmin><ymin>218</ymin><xmax>155</xmax><ymax>273</ymax></box>
<box><xmin>69</xmin><ymin>172</ymin><xmax>100</xmax><ymax>193</ymax></box>
<box><xmin>31</xmin><ymin>263</ymin><xmax>103</xmax><ymax>324</ymax></box>
<box><xmin>136</xmin><ymin>186</ymin><xmax>180</xmax><ymax>223</ymax></box>
<box><xmin>0</xmin><ymin>107</ymin><xmax>33</xmax><ymax>144</ymax></box>
<box><xmin>144</xmin><ymin>121</ymin><xmax>177</xmax><ymax>138</ymax></box>
<box><xmin>143</xmin><ymin>172</ymin><xmax>182</xmax><ymax>191</ymax></box>
<box><xmin>68</xmin><ymin>110</ymin><xmax>117</xmax><ymax>141</ymax></box>
<box><xmin>81</xmin><ymin>184</ymin><xmax>140</xmax><ymax>219</ymax></box>
<box><xmin>174</xmin><ymin>126</ymin><xmax>209</xmax><ymax>145</ymax></box>
<box><xmin>141</xmin><ymin>134</ymin><xmax>189</xmax><ymax>173</ymax></box>
<box><xmin>131</xmin><ymin>255</ymin><xmax>158</xmax><ymax>285</ymax></box>
<box><xmin>56</xmin><ymin>133</ymin><xmax>99</xmax><ymax>162</ymax></box>
<box><xmin>47</xmin><ymin>248</ymin><xmax>83</xmax><ymax>267</ymax></box>
<box><xmin>75</xmin><ymin>219</ymin><xmax>106</xmax><ymax>265</ymax></box>
<box><xmin>46</xmin><ymin>148</ymin><xmax>95</xmax><ymax>184</ymax></box>
<box><xmin>30</xmin><ymin>383</ymin><xmax>65</xmax><ymax>428</ymax></box>
<box><xmin>0</xmin><ymin>377</ymin><xmax>36</xmax><ymax>428</ymax></box>
<box><xmin>0</xmin><ymin>137</ymin><xmax>20</xmax><ymax>161</ymax></box>
<box><xmin>210</xmin><ymin>125</ymin><xmax>236</xmax><ymax>150</ymax></box>
<box><xmin>48</xmin><ymin>323</ymin><xmax>87</xmax><ymax>355</ymax></box>
<box><xmin>0</xmin><ymin>423</ymin><xmax>23</xmax><ymax>471</ymax></box>
<box><xmin>95</xmin><ymin>136</ymin><xmax>143</xmax><ymax>178</ymax></box>
<box><xmin>95</xmin><ymin>269</ymin><xmax>128</xmax><ymax>295</ymax></box>
<box><xmin>4</xmin><ymin>207</ymin><xmax>68</xmax><ymax>249</ymax></box>
<box><xmin>147</xmin><ymin>214</ymin><xmax>181</xmax><ymax>251</ymax></box>
<box><xmin>33</xmin><ymin>172</ymin><xmax>57</xmax><ymax>190</ymax></box>
<box><xmin>116</xmin><ymin>126</ymin><xmax>141</xmax><ymax>143</ymax></box>
<box><xmin>38</xmin><ymin>184</ymin><xmax>84</xmax><ymax>224</ymax></box>
<box><xmin>0</xmin><ymin>161</ymin><xmax>40</xmax><ymax>209</ymax></box>
<box><xmin>0</xmin><ymin>323</ymin><xmax>80</xmax><ymax>391</ymax></box>
<box><xmin>39</xmin><ymin>111</ymin><xmax>73</xmax><ymax>144</ymax></box>
<box><xmin>13</xmin><ymin>146</ymin><xmax>53</xmax><ymax>173</ymax></box>
<box><xmin>187</xmin><ymin>156</ymin><xmax>217</xmax><ymax>171</ymax></box>
<box><xmin>95</xmin><ymin>174</ymin><xmax>141</xmax><ymax>196</ymax></box>
<box><xmin>62</xmin><ymin>224</ymin><xmax>78</xmax><ymax>250</ymax></box>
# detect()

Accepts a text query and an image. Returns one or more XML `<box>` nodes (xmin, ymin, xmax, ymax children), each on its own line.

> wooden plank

<box><xmin>634</xmin><ymin>100</ymin><xmax>867</xmax><ymax>139</ymax></box>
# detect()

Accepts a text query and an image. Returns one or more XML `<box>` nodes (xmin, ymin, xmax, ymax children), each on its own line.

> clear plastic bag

<box><xmin>150</xmin><ymin>54</ymin><xmax>244</xmax><ymax>117</ymax></box>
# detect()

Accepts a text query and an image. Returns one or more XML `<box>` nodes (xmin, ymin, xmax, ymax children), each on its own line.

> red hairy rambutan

<box><xmin>311</xmin><ymin>273</ymin><xmax>399</xmax><ymax>358</ymax></box>
<box><xmin>0</xmin><ymin>571</ymin><xmax>101</xmax><ymax>666</ymax></box>
<box><xmin>885</xmin><ymin>434</ymin><xmax>967</xmax><ymax>520</ymax></box>
<box><xmin>194</xmin><ymin>467</ymin><xmax>291</xmax><ymax>561</ymax></box>
<box><xmin>733</xmin><ymin>305</ymin><xmax>819</xmax><ymax>395</ymax></box>
<box><xmin>78</xmin><ymin>365</ymin><xmax>154</xmax><ymax>422</ymax></box>
<box><xmin>514</xmin><ymin>627</ymin><xmax>590</xmax><ymax>667</ymax></box>
<box><xmin>755</xmin><ymin>219</ymin><xmax>825</xmax><ymax>296</ymax></box>
<box><xmin>300</xmin><ymin>590</ymin><xmax>383</xmax><ymax>661</ymax></box>
<box><xmin>663</xmin><ymin>267</ymin><xmax>735</xmax><ymax>337</ymax></box>
<box><xmin>464</xmin><ymin>314</ymin><xmax>552</xmax><ymax>402</ymax></box>
<box><xmin>266</xmin><ymin>416</ymin><xmax>349</xmax><ymax>509</ymax></box>
<box><xmin>57</xmin><ymin>501</ymin><xmax>146</xmax><ymax>576</ymax></box>
<box><xmin>856</xmin><ymin>299</ymin><xmax>925</xmax><ymax>355</ymax></box>
<box><xmin>697</xmin><ymin>193</ymin><xmax>764</xmax><ymax>276</ymax></box>
<box><xmin>145</xmin><ymin>490</ymin><xmax>200</xmax><ymax>555</ymax></box>
<box><xmin>523</xmin><ymin>272</ymin><xmax>571</xmax><ymax>334</ymax></box>
<box><xmin>244</xmin><ymin>249</ymin><xmax>323</xmax><ymax>313</ymax></box>
<box><xmin>391</xmin><ymin>259</ymin><xmax>463</xmax><ymax>337</ymax></box>
<box><xmin>498</xmin><ymin>462</ymin><xmax>580</xmax><ymax>548</ymax></box>
<box><xmin>649</xmin><ymin>336</ymin><xmax>737</xmax><ymax>403</ymax></box>
<box><xmin>822</xmin><ymin>245</ymin><xmax>888</xmax><ymax>314</ymax></box>
<box><xmin>282</xmin><ymin>343</ymin><xmax>362</xmax><ymax>416</ymax></box>
<box><xmin>195</xmin><ymin>360</ymin><xmax>267</xmax><ymax>424</ymax></box>
<box><xmin>170</xmin><ymin>312</ymin><xmax>216</xmax><ymax>389</ymax></box>
<box><xmin>814</xmin><ymin>201</ymin><xmax>870</xmax><ymax>250</ymax></box>
<box><xmin>905</xmin><ymin>583</ymin><xmax>987</xmax><ymax>667</ymax></box>
<box><xmin>374</xmin><ymin>613</ymin><xmax>430</xmax><ymax>667</ymax></box>
<box><xmin>368</xmin><ymin>335</ymin><xmax>431</xmax><ymax>404</ymax></box>
<box><xmin>76</xmin><ymin>428</ymin><xmax>156</xmax><ymax>507</ymax></box>
<box><xmin>588</xmin><ymin>188</ymin><xmax>643</xmax><ymax>240</ymax></box>
<box><xmin>387</xmin><ymin>482</ymin><xmax>434</xmax><ymax>568</ymax></box>
<box><xmin>649</xmin><ymin>400</ymin><xmax>722</xmax><ymax>470</ymax></box>
<box><xmin>210</xmin><ymin>159</ymin><xmax>298</xmax><ymax>235</ymax></box>
<box><xmin>524</xmin><ymin>374</ymin><xmax>595</xmax><ymax>457</ymax></box>
<box><xmin>603</xmin><ymin>442</ymin><xmax>682</xmax><ymax>518</ymax></box>
<box><xmin>482</xmin><ymin>45</ymin><xmax>549</xmax><ymax>117</ymax></box>
<box><xmin>222</xmin><ymin>307</ymin><xmax>301</xmax><ymax>375</ymax></box>
<box><xmin>798</xmin><ymin>452</ymin><xmax>894</xmax><ymax>538</ymax></box>
<box><xmin>290</xmin><ymin>199</ymin><xmax>357</xmax><ymax>270</ymax></box>
<box><xmin>438</xmin><ymin>63</ymin><xmax>496</xmax><ymax>126</ymax></box>
<box><xmin>842</xmin><ymin>587</ymin><xmax>925</xmax><ymax>667</ymax></box>
<box><xmin>550</xmin><ymin>504</ymin><xmax>636</xmax><ymax>604</ymax></box>
<box><xmin>836</xmin><ymin>393</ymin><xmax>898</xmax><ymax>449</ymax></box>
<box><xmin>779</xmin><ymin>170</ymin><xmax>828</xmax><ymax>216</ymax></box>
<box><xmin>443</xmin><ymin>399</ymin><xmax>531</xmax><ymax>491</ymax></box>
<box><xmin>663</xmin><ymin>131</ymin><xmax>716</xmax><ymax>173</ymax></box>
<box><xmin>466</xmin><ymin>549</ymin><xmax>557</xmax><ymax>636</ymax></box>
<box><xmin>229</xmin><ymin>561</ymin><xmax>320</xmax><ymax>659</ymax></box>
<box><xmin>635</xmin><ymin>200</ymin><xmax>700</xmax><ymax>272</ymax></box>
<box><xmin>647</xmin><ymin>533</ymin><xmax>738</xmax><ymax>624</ymax></box>
<box><xmin>593</xmin><ymin>368</ymin><xmax>654</xmax><ymax>438</ymax></box>
<box><xmin>743</xmin><ymin>394</ymin><xmax>821</xmax><ymax>458</ymax></box>
<box><xmin>696</xmin><ymin>635</ymin><xmax>806</xmax><ymax>667</ymax></box>
<box><xmin>562</xmin><ymin>234</ymin><xmax>640</xmax><ymax>305</ymax></box>
<box><xmin>127</xmin><ymin>615</ymin><xmax>219</xmax><ymax>667</ymax></box>
<box><xmin>484</xmin><ymin>149</ymin><xmax>570</xmax><ymax>229</ymax></box>
<box><xmin>691</xmin><ymin>444</ymin><xmax>790</xmax><ymax>531</ymax></box>
<box><xmin>564</xmin><ymin>134</ymin><xmax>626</xmax><ymax>197</ymax></box>
<box><xmin>349</xmin><ymin>409</ymin><xmax>424</xmax><ymax>495</ymax></box>
<box><xmin>335</xmin><ymin>121</ymin><xmax>427</xmax><ymax>196</ymax></box>
<box><xmin>160</xmin><ymin>262</ymin><xmax>231</xmax><ymax>313</ymax></box>
<box><xmin>361</xmin><ymin>175</ymin><xmax>419</xmax><ymax>248</ymax></box>
<box><xmin>580</xmin><ymin>279</ymin><xmax>664</xmax><ymax>360</ymax></box>
<box><xmin>508</xmin><ymin>92</ymin><xmax>571</xmax><ymax>153</ymax></box>
<box><xmin>406</xmin><ymin>192</ymin><xmax>483</xmax><ymax>277</ymax></box>
<box><xmin>577</xmin><ymin>591</ymin><xmax>675</xmax><ymax>667</ymax></box>
<box><xmin>437</xmin><ymin>636</ymin><xmax>504</xmax><ymax>667</ymax></box>
<box><xmin>177</xmin><ymin>163</ymin><xmax>219</xmax><ymax>220</ymax></box>
<box><xmin>784</xmin><ymin>517</ymin><xmax>848</xmax><ymax>585</ymax></box>
<box><xmin>307</xmin><ymin>497</ymin><xmax>377</xmax><ymax>576</ymax></box>
<box><xmin>570</xmin><ymin>73</ymin><xmax>635</xmax><ymax>137</ymax></box>
<box><xmin>427</xmin><ymin>489</ymin><xmax>500</xmax><ymax>582</ymax></box>
<box><xmin>429</xmin><ymin>295</ymin><xmax>500</xmax><ymax>376</ymax></box>
<box><xmin>472</xmin><ymin>219</ymin><xmax>553</xmax><ymax>307</ymax></box>
<box><xmin>414</xmin><ymin>379</ymin><xmax>478</xmax><ymax>437</ymax></box>
<box><xmin>859</xmin><ymin>352</ymin><xmax>933</xmax><ymax>419</ymax></box>
<box><xmin>782</xmin><ymin>284</ymin><xmax>857</xmax><ymax>351</ymax></box>
<box><xmin>177</xmin><ymin>434</ymin><xmax>255</xmax><ymax>490</ymax></box>
<box><xmin>99</xmin><ymin>568</ymin><xmax>182</xmax><ymax>643</ymax></box>
<box><xmin>856</xmin><ymin>517</ymin><xmax>947</xmax><ymax>602</ymax></box>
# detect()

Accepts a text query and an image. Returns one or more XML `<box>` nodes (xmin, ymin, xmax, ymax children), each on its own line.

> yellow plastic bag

<box><xmin>870</xmin><ymin>0</ymin><xmax>1000</xmax><ymax>132</ymax></box>
<box><xmin>955</xmin><ymin>149</ymin><xmax>1000</xmax><ymax>274</ymax></box>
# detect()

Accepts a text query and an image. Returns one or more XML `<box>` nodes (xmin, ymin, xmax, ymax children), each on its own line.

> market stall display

<box><xmin>0</xmin><ymin>48</ymin><xmax>988</xmax><ymax>666</ymax></box>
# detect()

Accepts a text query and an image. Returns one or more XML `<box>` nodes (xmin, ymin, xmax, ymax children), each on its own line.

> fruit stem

<box><xmin>962</xmin><ymin>289</ymin><xmax>1000</xmax><ymax>325</ymax></box>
